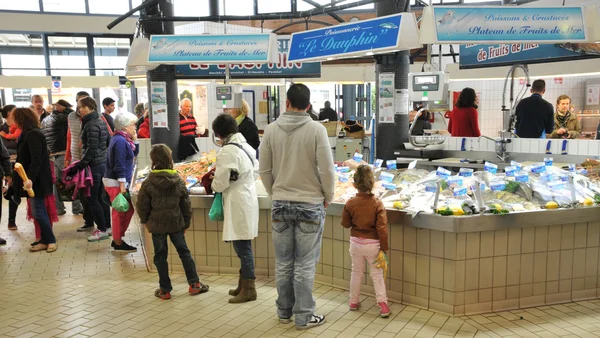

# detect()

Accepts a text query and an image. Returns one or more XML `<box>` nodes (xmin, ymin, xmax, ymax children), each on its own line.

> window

<box><xmin>0</xmin><ymin>0</ymin><xmax>39</xmax><ymax>11</ymax></box>
<box><xmin>94</xmin><ymin>38</ymin><xmax>129</xmax><ymax>76</ymax></box>
<box><xmin>89</xmin><ymin>0</ymin><xmax>130</xmax><ymax>14</ymax></box>
<box><xmin>258</xmin><ymin>0</ymin><xmax>290</xmax><ymax>14</ymax></box>
<box><xmin>0</xmin><ymin>34</ymin><xmax>46</xmax><ymax>76</ymax></box>
<box><xmin>297</xmin><ymin>0</ymin><xmax>330</xmax><ymax>12</ymax></box>
<box><xmin>42</xmin><ymin>0</ymin><xmax>86</xmax><ymax>13</ymax></box>
<box><xmin>174</xmin><ymin>0</ymin><xmax>210</xmax><ymax>17</ymax></box>
<box><xmin>49</xmin><ymin>36</ymin><xmax>89</xmax><ymax>76</ymax></box>
<box><xmin>337</xmin><ymin>0</ymin><xmax>374</xmax><ymax>11</ymax></box>
<box><xmin>223</xmin><ymin>0</ymin><xmax>254</xmax><ymax>15</ymax></box>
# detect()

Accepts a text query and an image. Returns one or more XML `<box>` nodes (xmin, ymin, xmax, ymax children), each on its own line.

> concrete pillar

<box><xmin>342</xmin><ymin>85</ymin><xmax>356</xmax><ymax>120</ymax></box>
<box><xmin>375</xmin><ymin>0</ymin><xmax>410</xmax><ymax>161</ymax></box>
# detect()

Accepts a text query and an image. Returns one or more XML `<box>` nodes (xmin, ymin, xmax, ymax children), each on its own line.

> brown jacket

<box><xmin>549</xmin><ymin>112</ymin><xmax>581</xmax><ymax>139</ymax></box>
<box><xmin>341</xmin><ymin>192</ymin><xmax>389</xmax><ymax>251</ymax></box>
<box><xmin>136</xmin><ymin>170</ymin><xmax>192</xmax><ymax>234</ymax></box>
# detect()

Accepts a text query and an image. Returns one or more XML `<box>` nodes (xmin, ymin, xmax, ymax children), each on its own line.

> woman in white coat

<box><xmin>211</xmin><ymin>114</ymin><xmax>259</xmax><ymax>303</ymax></box>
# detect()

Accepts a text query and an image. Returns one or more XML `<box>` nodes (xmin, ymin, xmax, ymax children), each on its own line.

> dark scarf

<box><xmin>556</xmin><ymin>111</ymin><xmax>570</xmax><ymax>128</ymax></box>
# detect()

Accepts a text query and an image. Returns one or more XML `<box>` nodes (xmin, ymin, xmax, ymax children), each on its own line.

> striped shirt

<box><xmin>179</xmin><ymin>113</ymin><xmax>197</xmax><ymax>137</ymax></box>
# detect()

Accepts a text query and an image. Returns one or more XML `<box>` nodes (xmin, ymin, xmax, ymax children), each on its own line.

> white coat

<box><xmin>211</xmin><ymin>133</ymin><xmax>259</xmax><ymax>241</ymax></box>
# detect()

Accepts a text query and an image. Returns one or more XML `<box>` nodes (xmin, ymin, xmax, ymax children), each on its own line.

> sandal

<box><xmin>47</xmin><ymin>243</ymin><xmax>57</xmax><ymax>253</ymax></box>
<box><xmin>31</xmin><ymin>239</ymin><xmax>42</xmax><ymax>246</ymax></box>
<box><xmin>29</xmin><ymin>244</ymin><xmax>48</xmax><ymax>252</ymax></box>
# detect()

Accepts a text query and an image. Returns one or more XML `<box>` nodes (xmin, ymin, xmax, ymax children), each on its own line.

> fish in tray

<box><xmin>556</xmin><ymin>43</ymin><xmax>600</xmax><ymax>55</ymax></box>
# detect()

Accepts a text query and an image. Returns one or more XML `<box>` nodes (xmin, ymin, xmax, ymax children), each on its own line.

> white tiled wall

<box><xmin>450</xmin><ymin>75</ymin><xmax>594</xmax><ymax>137</ymax></box>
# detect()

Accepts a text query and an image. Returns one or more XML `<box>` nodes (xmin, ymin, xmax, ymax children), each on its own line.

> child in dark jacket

<box><xmin>136</xmin><ymin>144</ymin><xmax>209</xmax><ymax>300</ymax></box>
<box><xmin>341</xmin><ymin>165</ymin><xmax>390</xmax><ymax>317</ymax></box>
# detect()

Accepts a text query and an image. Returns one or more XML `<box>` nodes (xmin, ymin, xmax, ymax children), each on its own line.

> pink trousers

<box><xmin>349</xmin><ymin>237</ymin><xmax>388</xmax><ymax>304</ymax></box>
<box><xmin>105</xmin><ymin>186</ymin><xmax>135</xmax><ymax>242</ymax></box>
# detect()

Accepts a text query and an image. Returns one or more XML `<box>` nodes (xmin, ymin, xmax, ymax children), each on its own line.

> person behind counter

<box><xmin>136</xmin><ymin>144</ymin><xmax>209</xmax><ymax>300</ymax></box>
<box><xmin>549</xmin><ymin>95</ymin><xmax>581</xmax><ymax>139</ymax></box>
<box><xmin>515</xmin><ymin>79</ymin><xmax>554</xmax><ymax>139</ymax></box>
<box><xmin>447</xmin><ymin>87</ymin><xmax>481</xmax><ymax>137</ymax></box>
<box><xmin>210</xmin><ymin>114</ymin><xmax>259</xmax><ymax>304</ymax></box>
<box><xmin>410</xmin><ymin>109</ymin><xmax>432</xmax><ymax>136</ymax></box>
<box><xmin>342</xmin><ymin>165</ymin><xmax>390</xmax><ymax>318</ymax></box>
<box><xmin>319</xmin><ymin>101</ymin><xmax>338</xmax><ymax>122</ymax></box>
<box><xmin>179</xmin><ymin>98</ymin><xmax>207</xmax><ymax>137</ymax></box>
<box><xmin>224</xmin><ymin>99</ymin><xmax>260</xmax><ymax>151</ymax></box>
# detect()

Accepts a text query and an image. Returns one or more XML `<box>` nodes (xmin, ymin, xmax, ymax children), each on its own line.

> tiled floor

<box><xmin>3</xmin><ymin>203</ymin><xmax>600</xmax><ymax>337</ymax></box>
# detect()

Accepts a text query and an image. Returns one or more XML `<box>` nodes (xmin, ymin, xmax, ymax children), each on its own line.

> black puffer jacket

<box><xmin>136</xmin><ymin>170</ymin><xmax>192</xmax><ymax>234</ymax></box>
<box><xmin>14</xmin><ymin>128</ymin><xmax>53</xmax><ymax>198</ymax></box>
<box><xmin>77</xmin><ymin>111</ymin><xmax>110</xmax><ymax>169</ymax></box>
<box><xmin>41</xmin><ymin>108</ymin><xmax>71</xmax><ymax>154</ymax></box>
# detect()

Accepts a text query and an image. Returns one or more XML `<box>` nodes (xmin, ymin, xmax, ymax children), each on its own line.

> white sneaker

<box><xmin>296</xmin><ymin>314</ymin><xmax>325</xmax><ymax>330</ymax></box>
<box><xmin>106</xmin><ymin>228</ymin><xmax>112</xmax><ymax>236</ymax></box>
<box><xmin>87</xmin><ymin>230</ymin><xmax>109</xmax><ymax>242</ymax></box>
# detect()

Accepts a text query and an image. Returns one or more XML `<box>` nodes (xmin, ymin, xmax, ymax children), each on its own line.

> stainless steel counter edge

<box><xmin>160</xmin><ymin>195</ymin><xmax>600</xmax><ymax>233</ymax></box>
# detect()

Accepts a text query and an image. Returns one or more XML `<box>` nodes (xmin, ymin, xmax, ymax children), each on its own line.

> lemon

<box><xmin>584</xmin><ymin>198</ymin><xmax>594</xmax><ymax>207</ymax></box>
<box><xmin>546</xmin><ymin>201</ymin><xmax>559</xmax><ymax>209</ymax></box>
<box><xmin>490</xmin><ymin>204</ymin><xmax>502</xmax><ymax>210</ymax></box>
<box><xmin>452</xmin><ymin>208</ymin><xmax>465</xmax><ymax>216</ymax></box>
<box><xmin>393</xmin><ymin>202</ymin><xmax>404</xmax><ymax>210</ymax></box>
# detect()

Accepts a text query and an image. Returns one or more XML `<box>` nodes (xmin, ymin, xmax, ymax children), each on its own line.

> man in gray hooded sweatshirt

<box><xmin>259</xmin><ymin>83</ymin><xmax>335</xmax><ymax>330</ymax></box>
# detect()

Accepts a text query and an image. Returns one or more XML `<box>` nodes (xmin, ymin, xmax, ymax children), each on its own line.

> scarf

<box><xmin>115</xmin><ymin>131</ymin><xmax>136</xmax><ymax>151</ymax></box>
<box><xmin>556</xmin><ymin>111</ymin><xmax>570</xmax><ymax>128</ymax></box>
<box><xmin>235</xmin><ymin>114</ymin><xmax>245</xmax><ymax>126</ymax></box>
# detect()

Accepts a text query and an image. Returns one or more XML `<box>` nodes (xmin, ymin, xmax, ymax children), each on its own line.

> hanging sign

<box><xmin>150</xmin><ymin>82</ymin><xmax>168</xmax><ymax>129</ymax></box>
<box><xmin>459</xmin><ymin>42</ymin><xmax>600</xmax><ymax>69</ymax></box>
<box><xmin>378</xmin><ymin>73</ymin><xmax>395</xmax><ymax>124</ymax></box>
<box><xmin>288</xmin><ymin>13</ymin><xmax>420</xmax><ymax>62</ymax></box>
<box><xmin>175</xmin><ymin>36</ymin><xmax>321</xmax><ymax>78</ymax></box>
<box><xmin>420</xmin><ymin>6</ymin><xmax>589</xmax><ymax>44</ymax></box>
<box><xmin>51</xmin><ymin>79</ymin><xmax>61</xmax><ymax>94</ymax></box>
<box><xmin>148</xmin><ymin>34</ymin><xmax>278</xmax><ymax>64</ymax></box>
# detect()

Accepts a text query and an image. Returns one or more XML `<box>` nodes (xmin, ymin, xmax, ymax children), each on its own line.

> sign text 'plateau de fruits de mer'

<box><xmin>148</xmin><ymin>34</ymin><xmax>273</xmax><ymax>63</ymax></box>
<box><xmin>288</xmin><ymin>14</ymin><xmax>404</xmax><ymax>62</ymax></box>
<box><xmin>434</xmin><ymin>7</ymin><xmax>587</xmax><ymax>43</ymax></box>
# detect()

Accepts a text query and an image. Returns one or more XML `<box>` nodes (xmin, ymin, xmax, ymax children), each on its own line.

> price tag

<box><xmin>511</xmin><ymin>161</ymin><xmax>522</xmax><ymax>171</ymax></box>
<box><xmin>484</xmin><ymin>162</ymin><xmax>498</xmax><ymax>174</ymax></box>
<box><xmin>374</xmin><ymin>159</ymin><xmax>383</xmax><ymax>168</ymax></box>
<box><xmin>515</xmin><ymin>172</ymin><xmax>529</xmax><ymax>183</ymax></box>
<box><xmin>436</xmin><ymin>167</ymin><xmax>451</xmax><ymax>179</ymax></box>
<box><xmin>379</xmin><ymin>172</ymin><xmax>394</xmax><ymax>183</ymax></box>
<box><xmin>459</xmin><ymin>168</ymin><xmax>474</xmax><ymax>177</ymax></box>
<box><xmin>386</xmin><ymin>160</ymin><xmax>397</xmax><ymax>170</ymax></box>
<box><xmin>490</xmin><ymin>182</ymin><xmax>506</xmax><ymax>191</ymax></box>
<box><xmin>353</xmin><ymin>152</ymin><xmax>363</xmax><ymax>162</ymax></box>
<box><xmin>544</xmin><ymin>157</ymin><xmax>553</xmax><ymax>166</ymax></box>
<box><xmin>453</xmin><ymin>186</ymin><xmax>468</xmax><ymax>197</ymax></box>
<box><xmin>382</xmin><ymin>182</ymin><xmax>397</xmax><ymax>190</ymax></box>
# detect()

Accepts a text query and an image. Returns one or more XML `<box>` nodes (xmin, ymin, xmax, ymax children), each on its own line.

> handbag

<box><xmin>209</xmin><ymin>193</ymin><xmax>224</xmax><ymax>221</ymax></box>
<box><xmin>112</xmin><ymin>193</ymin><xmax>130</xmax><ymax>213</ymax></box>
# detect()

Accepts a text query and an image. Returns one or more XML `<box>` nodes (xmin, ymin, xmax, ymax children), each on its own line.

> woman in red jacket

<box><xmin>448</xmin><ymin>88</ymin><xmax>481</xmax><ymax>137</ymax></box>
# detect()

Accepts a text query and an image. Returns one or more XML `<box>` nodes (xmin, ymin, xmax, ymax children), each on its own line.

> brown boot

<box><xmin>228</xmin><ymin>279</ymin><xmax>257</xmax><ymax>304</ymax></box>
<box><xmin>229</xmin><ymin>271</ymin><xmax>242</xmax><ymax>296</ymax></box>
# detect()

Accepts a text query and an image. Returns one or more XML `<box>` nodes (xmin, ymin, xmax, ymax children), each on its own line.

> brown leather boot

<box><xmin>229</xmin><ymin>271</ymin><xmax>242</xmax><ymax>296</ymax></box>
<box><xmin>228</xmin><ymin>279</ymin><xmax>257</xmax><ymax>304</ymax></box>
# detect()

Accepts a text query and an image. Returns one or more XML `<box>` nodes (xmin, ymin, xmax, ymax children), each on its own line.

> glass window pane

<box><xmin>100</xmin><ymin>87</ymin><xmax>133</xmax><ymax>115</ymax></box>
<box><xmin>337</xmin><ymin>0</ymin><xmax>373</xmax><ymax>10</ymax></box>
<box><xmin>0</xmin><ymin>34</ymin><xmax>46</xmax><ymax>76</ymax></box>
<box><xmin>89</xmin><ymin>0</ymin><xmax>129</xmax><ymax>14</ymax></box>
<box><xmin>4</xmin><ymin>89</ymin><xmax>48</xmax><ymax>106</ymax></box>
<box><xmin>297</xmin><ymin>0</ymin><xmax>330</xmax><ymax>11</ymax></box>
<box><xmin>223</xmin><ymin>0</ymin><xmax>253</xmax><ymax>15</ymax></box>
<box><xmin>174</xmin><ymin>0</ymin><xmax>210</xmax><ymax>17</ymax></box>
<box><xmin>49</xmin><ymin>36</ymin><xmax>89</xmax><ymax>76</ymax></box>
<box><xmin>0</xmin><ymin>0</ymin><xmax>39</xmax><ymax>11</ymax></box>
<box><xmin>42</xmin><ymin>0</ymin><xmax>86</xmax><ymax>13</ymax></box>
<box><xmin>50</xmin><ymin>88</ymin><xmax>93</xmax><ymax>108</ymax></box>
<box><xmin>258</xmin><ymin>0</ymin><xmax>290</xmax><ymax>14</ymax></box>
<box><xmin>94</xmin><ymin>38</ymin><xmax>130</xmax><ymax>76</ymax></box>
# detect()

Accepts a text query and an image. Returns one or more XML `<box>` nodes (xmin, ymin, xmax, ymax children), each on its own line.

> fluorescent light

<box><xmin>327</xmin><ymin>58</ymin><xmax>333</xmax><ymax>61</ymax></box>
<box><xmin>365</xmin><ymin>52</ymin><xmax>374</xmax><ymax>56</ymax></box>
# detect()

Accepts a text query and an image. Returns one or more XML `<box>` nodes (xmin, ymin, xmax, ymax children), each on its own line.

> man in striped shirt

<box><xmin>179</xmin><ymin>98</ymin><xmax>200</xmax><ymax>137</ymax></box>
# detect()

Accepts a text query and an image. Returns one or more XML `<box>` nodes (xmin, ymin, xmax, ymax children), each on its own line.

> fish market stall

<box><xmin>131</xmin><ymin>150</ymin><xmax>600</xmax><ymax>316</ymax></box>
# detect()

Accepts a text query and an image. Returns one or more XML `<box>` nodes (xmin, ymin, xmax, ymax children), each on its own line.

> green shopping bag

<box><xmin>112</xmin><ymin>193</ymin><xmax>130</xmax><ymax>213</ymax></box>
<box><xmin>209</xmin><ymin>193</ymin><xmax>224</xmax><ymax>221</ymax></box>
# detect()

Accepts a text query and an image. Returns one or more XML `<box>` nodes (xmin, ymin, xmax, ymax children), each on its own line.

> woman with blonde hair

<box><xmin>225</xmin><ymin>100</ymin><xmax>260</xmax><ymax>151</ymax></box>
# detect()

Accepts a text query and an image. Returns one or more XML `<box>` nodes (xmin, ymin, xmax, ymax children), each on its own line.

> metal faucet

<box><xmin>479</xmin><ymin>135</ymin><xmax>511</xmax><ymax>163</ymax></box>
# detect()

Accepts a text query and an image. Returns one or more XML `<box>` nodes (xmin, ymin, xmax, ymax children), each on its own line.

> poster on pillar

<box><xmin>378</xmin><ymin>73</ymin><xmax>395</xmax><ymax>124</ymax></box>
<box><xmin>395</xmin><ymin>89</ymin><xmax>409</xmax><ymax>115</ymax></box>
<box><xmin>150</xmin><ymin>82</ymin><xmax>168</xmax><ymax>129</ymax></box>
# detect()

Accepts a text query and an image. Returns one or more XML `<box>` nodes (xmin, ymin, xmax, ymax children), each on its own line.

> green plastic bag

<box><xmin>209</xmin><ymin>193</ymin><xmax>224</xmax><ymax>221</ymax></box>
<box><xmin>112</xmin><ymin>193</ymin><xmax>130</xmax><ymax>213</ymax></box>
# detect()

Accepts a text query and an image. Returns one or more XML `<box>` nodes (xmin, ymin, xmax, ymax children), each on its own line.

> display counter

<box><xmin>133</xmin><ymin>194</ymin><xmax>600</xmax><ymax>316</ymax></box>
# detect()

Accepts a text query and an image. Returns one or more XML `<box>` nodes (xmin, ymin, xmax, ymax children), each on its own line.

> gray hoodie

<box><xmin>259</xmin><ymin>112</ymin><xmax>335</xmax><ymax>205</ymax></box>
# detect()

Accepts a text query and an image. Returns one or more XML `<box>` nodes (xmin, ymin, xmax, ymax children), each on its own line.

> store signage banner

<box><xmin>148</xmin><ymin>34</ymin><xmax>277</xmax><ymax>64</ymax></box>
<box><xmin>175</xmin><ymin>37</ymin><xmax>321</xmax><ymax>78</ymax></box>
<box><xmin>150</xmin><ymin>82</ymin><xmax>168</xmax><ymax>129</ymax></box>
<box><xmin>459</xmin><ymin>42</ymin><xmax>600</xmax><ymax>68</ymax></box>
<box><xmin>432</xmin><ymin>6</ymin><xmax>587</xmax><ymax>43</ymax></box>
<box><xmin>288</xmin><ymin>14</ymin><xmax>411</xmax><ymax>62</ymax></box>
<box><xmin>378</xmin><ymin>73</ymin><xmax>395</xmax><ymax>124</ymax></box>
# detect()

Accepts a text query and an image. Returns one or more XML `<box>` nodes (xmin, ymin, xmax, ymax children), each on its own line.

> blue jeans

<box><xmin>89</xmin><ymin>164</ymin><xmax>110</xmax><ymax>232</ymax></box>
<box><xmin>271</xmin><ymin>201</ymin><xmax>325</xmax><ymax>326</ymax></box>
<box><xmin>232</xmin><ymin>240</ymin><xmax>255</xmax><ymax>279</ymax></box>
<box><xmin>30</xmin><ymin>197</ymin><xmax>56</xmax><ymax>244</ymax></box>
<box><xmin>152</xmin><ymin>230</ymin><xmax>199</xmax><ymax>292</ymax></box>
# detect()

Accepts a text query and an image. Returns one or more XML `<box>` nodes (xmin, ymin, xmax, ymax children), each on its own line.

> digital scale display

<box><xmin>412</xmin><ymin>74</ymin><xmax>440</xmax><ymax>92</ymax></box>
<box><xmin>414</xmin><ymin>76</ymin><xmax>437</xmax><ymax>85</ymax></box>
<box><xmin>216</xmin><ymin>86</ymin><xmax>232</xmax><ymax>101</ymax></box>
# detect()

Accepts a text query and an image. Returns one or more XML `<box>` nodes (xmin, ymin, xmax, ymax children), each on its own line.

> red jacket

<box><xmin>137</xmin><ymin>118</ymin><xmax>150</xmax><ymax>139</ymax></box>
<box><xmin>447</xmin><ymin>107</ymin><xmax>481</xmax><ymax>137</ymax></box>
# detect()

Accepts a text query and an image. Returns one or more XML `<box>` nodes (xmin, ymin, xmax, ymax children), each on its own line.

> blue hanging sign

<box><xmin>175</xmin><ymin>37</ymin><xmax>321</xmax><ymax>79</ymax></box>
<box><xmin>288</xmin><ymin>13</ymin><xmax>420</xmax><ymax>62</ymax></box>
<box><xmin>432</xmin><ymin>6</ymin><xmax>588</xmax><ymax>43</ymax></box>
<box><xmin>148</xmin><ymin>34</ymin><xmax>278</xmax><ymax>64</ymax></box>
<box><xmin>459</xmin><ymin>42</ymin><xmax>600</xmax><ymax>68</ymax></box>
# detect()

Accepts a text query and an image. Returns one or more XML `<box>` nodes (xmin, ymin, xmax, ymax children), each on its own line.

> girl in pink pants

<box><xmin>341</xmin><ymin>165</ymin><xmax>390</xmax><ymax>318</ymax></box>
